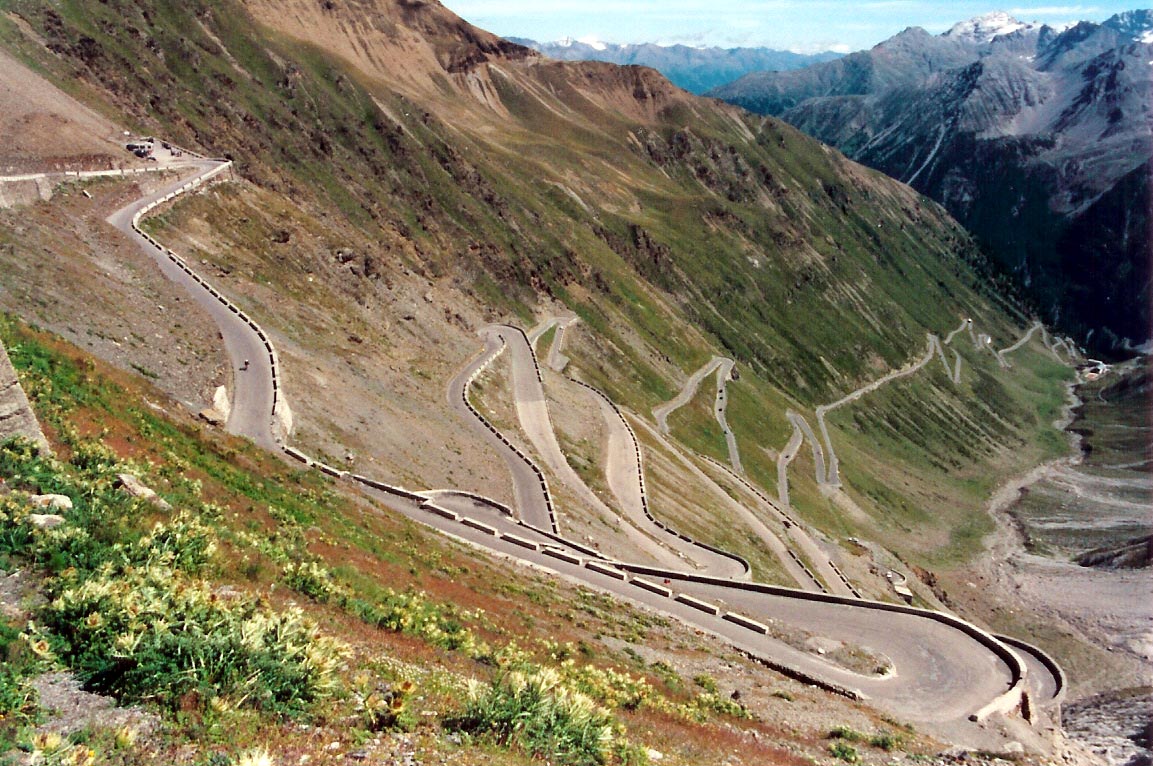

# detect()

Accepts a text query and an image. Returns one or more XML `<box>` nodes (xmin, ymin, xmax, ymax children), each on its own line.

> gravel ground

<box><xmin>1063</xmin><ymin>689</ymin><xmax>1153</xmax><ymax>766</ymax></box>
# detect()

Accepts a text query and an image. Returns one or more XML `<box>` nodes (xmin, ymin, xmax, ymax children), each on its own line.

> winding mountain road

<box><xmin>776</xmin><ymin>317</ymin><xmax>1073</xmax><ymax>506</ymax></box>
<box><xmin>530</xmin><ymin>320</ymin><xmax>857</xmax><ymax>598</ymax></box>
<box><xmin>89</xmin><ymin>149</ymin><xmax>1067</xmax><ymax>747</ymax></box>
<box><xmin>445</xmin><ymin>328</ymin><xmax>558</xmax><ymax>533</ymax></box>
<box><xmin>103</xmin><ymin>159</ymin><xmax>281</xmax><ymax>451</ymax></box>
<box><xmin>711</xmin><ymin>359</ymin><xmax>743</xmax><ymax>474</ymax></box>
<box><xmin>653</xmin><ymin>356</ymin><xmax>730</xmax><ymax>433</ymax></box>
<box><xmin>523</xmin><ymin>323</ymin><xmax>749</xmax><ymax>577</ymax></box>
<box><xmin>997</xmin><ymin>322</ymin><xmax>1045</xmax><ymax>368</ymax></box>
<box><xmin>778</xmin><ymin>410</ymin><xmax>827</xmax><ymax>504</ymax></box>
<box><xmin>817</xmin><ymin>333</ymin><xmax>943</xmax><ymax>486</ymax></box>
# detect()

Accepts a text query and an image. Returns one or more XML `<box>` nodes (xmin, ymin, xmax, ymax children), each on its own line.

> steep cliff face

<box><xmin>240</xmin><ymin>0</ymin><xmax>535</xmax><ymax>102</ymax></box>
<box><xmin>711</xmin><ymin>12</ymin><xmax>1153</xmax><ymax>350</ymax></box>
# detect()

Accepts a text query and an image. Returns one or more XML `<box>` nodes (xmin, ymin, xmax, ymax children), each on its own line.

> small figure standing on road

<box><xmin>241</xmin><ymin>359</ymin><xmax>249</xmax><ymax>371</ymax></box>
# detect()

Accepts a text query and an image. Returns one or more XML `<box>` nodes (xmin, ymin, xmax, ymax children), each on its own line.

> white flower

<box><xmin>235</xmin><ymin>747</ymin><xmax>275</xmax><ymax>766</ymax></box>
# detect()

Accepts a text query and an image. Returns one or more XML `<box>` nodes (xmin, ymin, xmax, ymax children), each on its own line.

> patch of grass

<box><xmin>129</xmin><ymin>363</ymin><xmax>159</xmax><ymax>380</ymax></box>
<box><xmin>39</xmin><ymin>560</ymin><xmax>346</xmax><ymax>716</ymax></box>
<box><xmin>647</xmin><ymin>660</ymin><xmax>681</xmax><ymax>693</ymax></box>
<box><xmin>692</xmin><ymin>674</ymin><xmax>718</xmax><ymax>694</ymax></box>
<box><xmin>868</xmin><ymin>731</ymin><xmax>904</xmax><ymax>751</ymax></box>
<box><xmin>829</xmin><ymin>725</ymin><xmax>904</xmax><ymax>753</ymax></box>
<box><xmin>829</xmin><ymin>725</ymin><xmax>865</xmax><ymax>742</ymax></box>
<box><xmin>1</xmin><ymin>437</ymin><xmax>346</xmax><ymax>717</ymax></box>
<box><xmin>0</xmin><ymin>620</ymin><xmax>41</xmax><ymax>752</ymax></box>
<box><xmin>447</xmin><ymin>668</ymin><xmax>634</xmax><ymax>766</ymax></box>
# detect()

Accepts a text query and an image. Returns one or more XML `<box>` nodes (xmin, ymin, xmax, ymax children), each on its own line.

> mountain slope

<box><xmin>507</xmin><ymin>38</ymin><xmax>842</xmax><ymax>94</ymax></box>
<box><xmin>710</xmin><ymin>11</ymin><xmax>1153</xmax><ymax>350</ymax></box>
<box><xmin>0</xmin><ymin>3</ymin><xmax>1091</xmax><ymax>748</ymax></box>
<box><xmin>0</xmin><ymin>0</ymin><xmax>1072</xmax><ymax>565</ymax></box>
<box><xmin>0</xmin><ymin>0</ymin><xmax>1104</xmax><ymax>754</ymax></box>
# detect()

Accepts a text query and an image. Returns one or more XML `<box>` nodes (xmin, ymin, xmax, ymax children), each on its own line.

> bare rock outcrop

<box><xmin>1075</xmin><ymin>535</ymin><xmax>1153</xmax><ymax>570</ymax></box>
<box><xmin>116</xmin><ymin>473</ymin><xmax>172</xmax><ymax>511</ymax></box>
<box><xmin>29</xmin><ymin>494</ymin><xmax>72</xmax><ymax>511</ymax></box>
<box><xmin>28</xmin><ymin>513</ymin><xmax>66</xmax><ymax>529</ymax></box>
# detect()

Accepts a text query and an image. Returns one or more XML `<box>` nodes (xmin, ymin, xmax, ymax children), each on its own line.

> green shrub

<box><xmin>0</xmin><ymin>433</ymin><xmax>347</xmax><ymax>718</ymax></box>
<box><xmin>134</xmin><ymin>513</ymin><xmax>217</xmax><ymax>573</ymax></box>
<box><xmin>0</xmin><ymin>621</ymin><xmax>42</xmax><ymax>750</ymax></box>
<box><xmin>352</xmin><ymin>674</ymin><xmax>418</xmax><ymax>732</ymax></box>
<box><xmin>0</xmin><ymin>492</ymin><xmax>34</xmax><ymax>558</ymax></box>
<box><xmin>35</xmin><ymin>561</ymin><xmax>347</xmax><ymax>715</ymax></box>
<box><xmin>343</xmin><ymin>590</ymin><xmax>485</xmax><ymax>657</ymax></box>
<box><xmin>869</xmin><ymin>731</ymin><xmax>903</xmax><ymax>751</ymax></box>
<box><xmin>282</xmin><ymin>561</ymin><xmax>340</xmax><ymax>602</ymax></box>
<box><xmin>557</xmin><ymin>660</ymin><xmax>651</xmax><ymax>711</ymax></box>
<box><xmin>830</xmin><ymin>741</ymin><xmax>860</xmax><ymax>763</ymax></box>
<box><xmin>648</xmin><ymin>660</ymin><xmax>682</xmax><ymax>692</ymax></box>
<box><xmin>0</xmin><ymin>437</ymin><xmax>349</xmax><ymax>717</ymax></box>
<box><xmin>449</xmin><ymin>668</ymin><xmax>618</xmax><ymax>766</ymax></box>
<box><xmin>829</xmin><ymin>725</ymin><xmax>865</xmax><ymax>741</ymax></box>
<box><xmin>690</xmin><ymin>691</ymin><xmax>751</xmax><ymax>720</ymax></box>
<box><xmin>0</xmin><ymin>438</ymin><xmax>132</xmax><ymax>574</ymax></box>
<box><xmin>613</xmin><ymin>741</ymin><xmax>651</xmax><ymax>766</ymax></box>
<box><xmin>0</xmin><ymin>653</ymin><xmax>39</xmax><ymax>725</ymax></box>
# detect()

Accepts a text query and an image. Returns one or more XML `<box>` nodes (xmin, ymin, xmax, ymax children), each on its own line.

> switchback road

<box><xmin>89</xmin><ymin>150</ymin><xmax>1066</xmax><ymax>748</ymax></box>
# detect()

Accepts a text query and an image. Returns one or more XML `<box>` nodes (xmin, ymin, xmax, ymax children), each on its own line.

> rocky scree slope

<box><xmin>710</xmin><ymin>11</ymin><xmax>1153</xmax><ymax>351</ymax></box>
<box><xmin>0</xmin><ymin>0</ymin><xmax>1066</xmax><ymax>572</ymax></box>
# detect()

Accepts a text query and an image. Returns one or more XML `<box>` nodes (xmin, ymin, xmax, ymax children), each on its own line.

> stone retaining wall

<box><xmin>0</xmin><ymin>340</ymin><xmax>50</xmax><ymax>453</ymax></box>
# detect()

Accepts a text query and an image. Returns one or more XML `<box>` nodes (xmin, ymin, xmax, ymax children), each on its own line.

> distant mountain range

<box><xmin>710</xmin><ymin>10</ymin><xmax>1153</xmax><ymax>350</ymax></box>
<box><xmin>505</xmin><ymin>38</ymin><xmax>842</xmax><ymax>94</ymax></box>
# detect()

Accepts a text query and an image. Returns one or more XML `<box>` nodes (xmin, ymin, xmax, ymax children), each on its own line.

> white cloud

<box><xmin>1007</xmin><ymin>5</ymin><xmax>1100</xmax><ymax>14</ymax></box>
<box><xmin>788</xmin><ymin>41</ymin><xmax>854</xmax><ymax>54</ymax></box>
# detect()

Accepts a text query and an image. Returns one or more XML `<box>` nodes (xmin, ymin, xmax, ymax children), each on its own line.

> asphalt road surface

<box><xmin>105</xmin><ymin>161</ymin><xmax>279</xmax><ymax>450</ymax></box>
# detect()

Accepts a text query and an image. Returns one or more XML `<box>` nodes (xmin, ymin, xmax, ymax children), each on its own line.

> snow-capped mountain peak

<box><xmin>946</xmin><ymin>11</ymin><xmax>1032</xmax><ymax>43</ymax></box>
<box><xmin>554</xmin><ymin>36</ymin><xmax>607</xmax><ymax>51</ymax></box>
<box><xmin>578</xmin><ymin>36</ymin><xmax>608</xmax><ymax>51</ymax></box>
<box><xmin>1101</xmin><ymin>9</ymin><xmax>1153</xmax><ymax>42</ymax></box>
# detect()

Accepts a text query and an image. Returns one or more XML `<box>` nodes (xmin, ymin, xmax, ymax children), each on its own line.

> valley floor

<box><xmin>954</xmin><ymin>368</ymin><xmax>1152</xmax><ymax>766</ymax></box>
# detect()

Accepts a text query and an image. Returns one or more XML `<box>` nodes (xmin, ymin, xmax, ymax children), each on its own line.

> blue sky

<box><xmin>443</xmin><ymin>2</ymin><xmax>1140</xmax><ymax>53</ymax></box>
